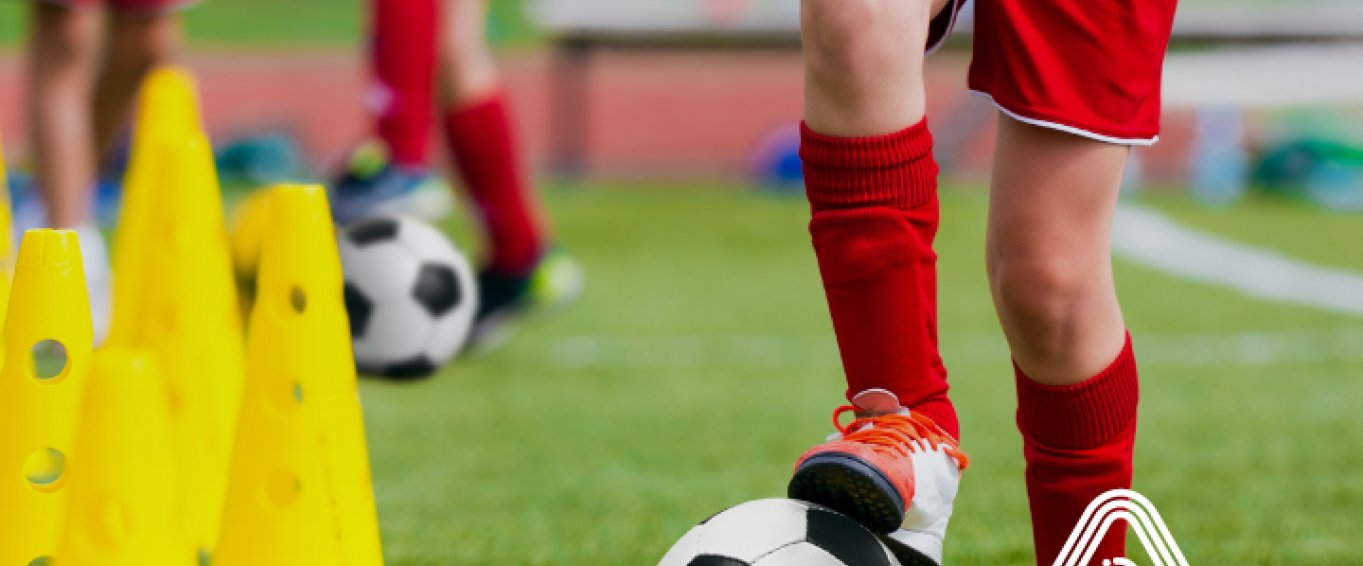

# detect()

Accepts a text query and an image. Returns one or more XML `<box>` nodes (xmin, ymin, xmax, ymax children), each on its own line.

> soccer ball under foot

<box><xmin>659</xmin><ymin>499</ymin><xmax>902</xmax><ymax>566</ymax></box>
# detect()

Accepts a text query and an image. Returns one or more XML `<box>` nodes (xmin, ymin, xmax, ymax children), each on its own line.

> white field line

<box><xmin>539</xmin><ymin>206</ymin><xmax>1361</xmax><ymax>372</ymax></box>
<box><xmin>1112</xmin><ymin>205</ymin><xmax>1363</xmax><ymax>316</ymax></box>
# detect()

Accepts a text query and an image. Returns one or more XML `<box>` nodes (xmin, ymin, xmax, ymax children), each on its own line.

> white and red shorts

<box><xmin>929</xmin><ymin>0</ymin><xmax>1178</xmax><ymax>145</ymax></box>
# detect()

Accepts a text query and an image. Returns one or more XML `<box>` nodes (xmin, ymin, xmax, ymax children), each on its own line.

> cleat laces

<box><xmin>832</xmin><ymin>405</ymin><xmax>970</xmax><ymax>470</ymax></box>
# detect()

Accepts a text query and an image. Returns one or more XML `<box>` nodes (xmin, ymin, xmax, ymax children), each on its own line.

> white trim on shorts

<box><xmin>970</xmin><ymin>90</ymin><xmax>1160</xmax><ymax>146</ymax></box>
<box><xmin>926</xmin><ymin>0</ymin><xmax>967</xmax><ymax>56</ymax></box>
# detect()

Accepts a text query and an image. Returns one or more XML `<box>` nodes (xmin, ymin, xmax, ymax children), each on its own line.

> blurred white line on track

<box><xmin>1112</xmin><ymin>205</ymin><xmax>1363</xmax><ymax>316</ymax></box>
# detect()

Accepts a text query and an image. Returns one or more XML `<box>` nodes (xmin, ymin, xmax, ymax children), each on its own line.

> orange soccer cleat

<box><xmin>789</xmin><ymin>390</ymin><xmax>969</xmax><ymax>565</ymax></box>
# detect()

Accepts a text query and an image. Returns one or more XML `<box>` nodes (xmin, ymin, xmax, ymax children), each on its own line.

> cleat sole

<box><xmin>788</xmin><ymin>452</ymin><xmax>905</xmax><ymax>534</ymax></box>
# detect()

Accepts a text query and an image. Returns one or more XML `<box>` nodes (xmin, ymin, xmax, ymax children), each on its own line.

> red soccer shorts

<box><xmin>930</xmin><ymin>0</ymin><xmax>1178</xmax><ymax>145</ymax></box>
<box><xmin>38</xmin><ymin>0</ymin><xmax>190</xmax><ymax>13</ymax></box>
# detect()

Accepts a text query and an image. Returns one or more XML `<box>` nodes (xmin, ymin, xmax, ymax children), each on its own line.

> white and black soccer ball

<box><xmin>659</xmin><ymin>499</ymin><xmax>902</xmax><ymax>566</ymax></box>
<box><xmin>338</xmin><ymin>216</ymin><xmax>478</xmax><ymax>379</ymax></box>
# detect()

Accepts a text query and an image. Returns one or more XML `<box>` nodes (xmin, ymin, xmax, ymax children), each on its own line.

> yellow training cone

<box><xmin>58</xmin><ymin>348</ymin><xmax>195</xmax><ymax>565</ymax></box>
<box><xmin>226</xmin><ymin>187</ymin><xmax>272</xmax><ymax>316</ymax></box>
<box><xmin>215</xmin><ymin>185</ymin><xmax>382</xmax><ymax>566</ymax></box>
<box><xmin>0</xmin><ymin>229</ymin><xmax>94</xmax><ymax>565</ymax></box>
<box><xmin>132</xmin><ymin>133</ymin><xmax>245</xmax><ymax>556</ymax></box>
<box><xmin>109</xmin><ymin>66</ymin><xmax>203</xmax><ymax>346</ymax></box>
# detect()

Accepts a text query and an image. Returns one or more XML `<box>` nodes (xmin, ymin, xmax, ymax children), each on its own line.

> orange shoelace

<box><xmin>832</xmin><ymin>405</ymin><xmax>970</xmax><ymax>470</ymax></box>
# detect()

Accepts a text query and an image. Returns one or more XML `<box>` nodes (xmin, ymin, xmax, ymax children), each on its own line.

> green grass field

<box><xmin>355</xmin><ymin>184</ymin><xmax>1363</xmax><ymax>565</ymax></box>
<box><xmin>0</xmin><ymin>0</ymin><xmax>1309</xmax><ymax>48</ymax></box>
<box><xmin>0</xmin><ymin>0</ymin><xmax>537</xmax><ymax>48</ymax></box>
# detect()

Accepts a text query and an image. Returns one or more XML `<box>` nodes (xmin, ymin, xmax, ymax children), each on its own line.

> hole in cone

<box><xmin>266</xmin><ymin>471</ymin><xmax>302</xmax><ymax>507</ymax></box>
<box><xmin>30</xmin><ymin>340</ymin><xmax>68</xmax><ymax>382</ymax></box>
<box><xmin>28</xmin><ymin>557</ymin><xmax>53</xmax><ymax>566</ymax></box>
<box><xmin>289</xmin><ymin>286</ymin><xmax>308</xmax><ymax>314</ymax></box>
<box><xmin>271</xmin><ymin>379</ymin><xmax>304</xmax><ymax>413</ymax></box>
<box><xmin>23</xmin><ymin>448</ymin><xmax>67</xmax><ymax>492</ymax></box>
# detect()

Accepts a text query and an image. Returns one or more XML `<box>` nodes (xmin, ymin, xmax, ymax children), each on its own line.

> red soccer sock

<box><xmin>1016</xmin><ymin>333</ymin><xmax>1139</xmax><ymax>566</ymax></box>
<box><xmin>443</xmin><ymin>92</ymin><xmax>548</xmax><ymax>275</ymax></box>
<box><xmin>369</xmin><ymin>0</ymin><xmax>438</xmax><ymax>167</ymax></box>
<box><xmin>801</xmin><ymin>119</ymin><xmax>957</xmax><ymax>440</ymax></box>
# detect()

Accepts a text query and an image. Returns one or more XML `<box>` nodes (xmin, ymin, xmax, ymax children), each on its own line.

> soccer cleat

<box><xmin>467</xmin><ymin>248</ymin><xmax>585</xmax><ymax>352</ymax></box>
<box><xmin>788</xmin><ymin>389</ymin><xmax>968</xmax><ymax>565</ymax></box>
<box><xmin>328</xmin><ymin>141</ymin><xmax>453</xmax><ymax>224</ymax></box>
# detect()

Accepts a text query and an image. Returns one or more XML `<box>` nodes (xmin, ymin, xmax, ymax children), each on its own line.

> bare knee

<box><xmin>988</xmin><ymin>253</ymin><xmax>1091</xmax><ymax>338</ymax></box>
<box><xmin>107</xmin><ymin>13</ymin><xmax>181</xmax><ymax>72</ymax></box>
<box><xmin>30</xmin><ymin>4</ymin><xmax>101</xmax><ymax>70</ymax></box>
<box><xmin>440</xmin><ymin>0</ymin><xmax>498</xmax><ymax>104</ymax></box>
<box><xmin>987</xmin><ymin>245</ymin><xmax>1125</xmax><ymax>383</ymax></box>
<box><xmin>802</xmin><ymin>0</ymin><xmax>931</xmax><ymax>87</ymax></box>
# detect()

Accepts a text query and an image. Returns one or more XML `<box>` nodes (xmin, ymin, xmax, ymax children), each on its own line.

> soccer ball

<box><xmin>337</xmin><ymin>216</ymin><xmax>478</xmax><ymax>379</ymax></box>
<box><xmin>659</xmin><ymin>499</ymin><xmax>902</xmax><ymax>566</ymax></box>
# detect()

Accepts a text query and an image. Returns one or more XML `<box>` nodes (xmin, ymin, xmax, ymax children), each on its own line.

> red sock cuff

<box><xmin>444</xmin><ymin>90</ymin><xmax>506</xmax><ymax>127</ymax></box>
<box><xmin>1015</xmin><ymin>333</ymin><xmax>1139</xmax><ymax>451</ymax></box>
<box><xmin>800</xmin><ymin>119</ymin><xmax>938</xmax><ymax>212</ymax></box>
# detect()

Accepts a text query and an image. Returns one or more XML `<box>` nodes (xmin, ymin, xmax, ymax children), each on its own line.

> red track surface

<box><xmin>0</xmin><ymin>49</ymin><xmax>1192</xmax><ymax>182</ymax></box>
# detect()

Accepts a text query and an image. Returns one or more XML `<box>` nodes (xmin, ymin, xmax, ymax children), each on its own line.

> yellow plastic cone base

<box><xmin>58</xmin><ymin>348</ymin><xmax>195</xmax><ymax>565</ymax></box>
<box><xmin>215</xmin><ymin>185</ymin><xmax>382</xmax><ymax>566</ymax></box>
<box><xmin>0</xmin><ymin>230</ymin><xmax>94</xmax><ymax>564</ymax></box>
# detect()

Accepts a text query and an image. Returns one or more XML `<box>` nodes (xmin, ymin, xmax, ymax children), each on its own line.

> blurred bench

<box><xmin>528</xmin><ymin>1</ymin><xmax>799</xmax><ymax>176</ymax></box>
<box><xmin>529</xmin><ymin>0</ymin><xmax>1363</xmax><ymax>177</ymax></box>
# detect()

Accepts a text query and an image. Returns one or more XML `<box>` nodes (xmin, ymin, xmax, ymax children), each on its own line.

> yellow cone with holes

<box><xmin>0</xmin><ymin>229</ymin><xmax>95</xmax><ymax>565</ymax></box>
<box><xmin>109</xmin><ymin>65</ymin><xmax>203</xmax><ymax>347</ymax></box>
<box><xmin>58</xmin><ymin>348</ymin><xmax>195</xmax><ymax>565</ymax></box>
<box><xmin>130</xmin><ymin>132</ymin><xmax>245</xmax><ymax>556</ymax></box>
<box><xmin>214</xmin><ymin>185</ymin><xmax>382</xmax><ymax>565</ymax></box>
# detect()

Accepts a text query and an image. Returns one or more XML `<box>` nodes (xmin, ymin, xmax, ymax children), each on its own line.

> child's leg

<box><xmin>987</xmin><ymin>118</ymin><xmax>1136</xmax><ymax>565</ymax></box>
<box><xmin>987</xmin><ymin>121</ymin><xmax>1129</xmax><ymax>383</ymax></box>
<box><xmin>969</xmin><ymin>0</ymin><xmax>1175</xmax><ymax>559</ymax></box>
<box><xmin>436</xmin><ymin>0</ymin><xmax>497</xmax><ymax>106</ymax></box>
<box><xmin>438</xmin><ymin>0</ymin><xmax>546</xmax><ymax>277</ymax></box>
<box><xmin>27</xmin><ymin>1</ymin><xmax>101</xmax><ymax>228</ymax></box>
<box><xmin>94</xmin><ymin>9</ymin><xmax>180</xmax><ymax>165</ymax></box>
<box><xmin>800</xmin><ymin>0</ymin><xmax>956</xmax><ymax>434</ymax></box>
<box><xmin>788</xmin><ymin>4</ymin><xmax>973</xmax><ymax>558</ymax></box>
<box><xmin>370</xmin><ymin>0</ymin><xmax>439</xmax><ymax>167</ymax></box>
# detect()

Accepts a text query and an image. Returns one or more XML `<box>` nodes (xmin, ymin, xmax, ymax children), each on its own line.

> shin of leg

<box><xmin>438</xmin><ymin>0</ymin><xmax>499</xmax><ymax>106</ymax></box>
<box><xmin>28</xmin><ymin>3</ymin><xmax>101</xmax><ymax>227</ymax></box>
<box><xmin>986</xmin><ymin>116</ymin><xmax>1129</xmax><ymax>385</ymax></box>
<box><xmin>95</xmin><ymin>12</ymin><xmax>181</xmax><ymax>158</ymax></box>
<box><xmin>801</xmin><ymin>0</ymin><xmax>944</xmax><ymax>136</ymax></box>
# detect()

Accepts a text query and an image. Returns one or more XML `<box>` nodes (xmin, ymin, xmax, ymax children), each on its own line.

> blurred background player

<box><xmin>24</xmin><ymin>0</ymin><xmax>184</xmax><ymax>341</ymax></box>
<box><xmin>332</xmin><ymin>0</ymin><xmax>583</xmax><ymax>346</ymax></box>
<box><xmin>785</xmin><ymin>0</ymin><xmax>1175</xmax><ymax>564</ymax></box>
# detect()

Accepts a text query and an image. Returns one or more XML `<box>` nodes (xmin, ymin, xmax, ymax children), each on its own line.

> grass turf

<box><xmin>355</xmin><ymin>184</ymin><xmax>1363</xmax><ymax>564</ymax></box>
<box><xmin>0</xmin><ymin>0</ymin><xmax>1307</xmax><ymax>48</ymax></box>
<box><xmin>0</xmin><ymin>0</ymin><xmax>537</xmax><ymax>48</ymax></box>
